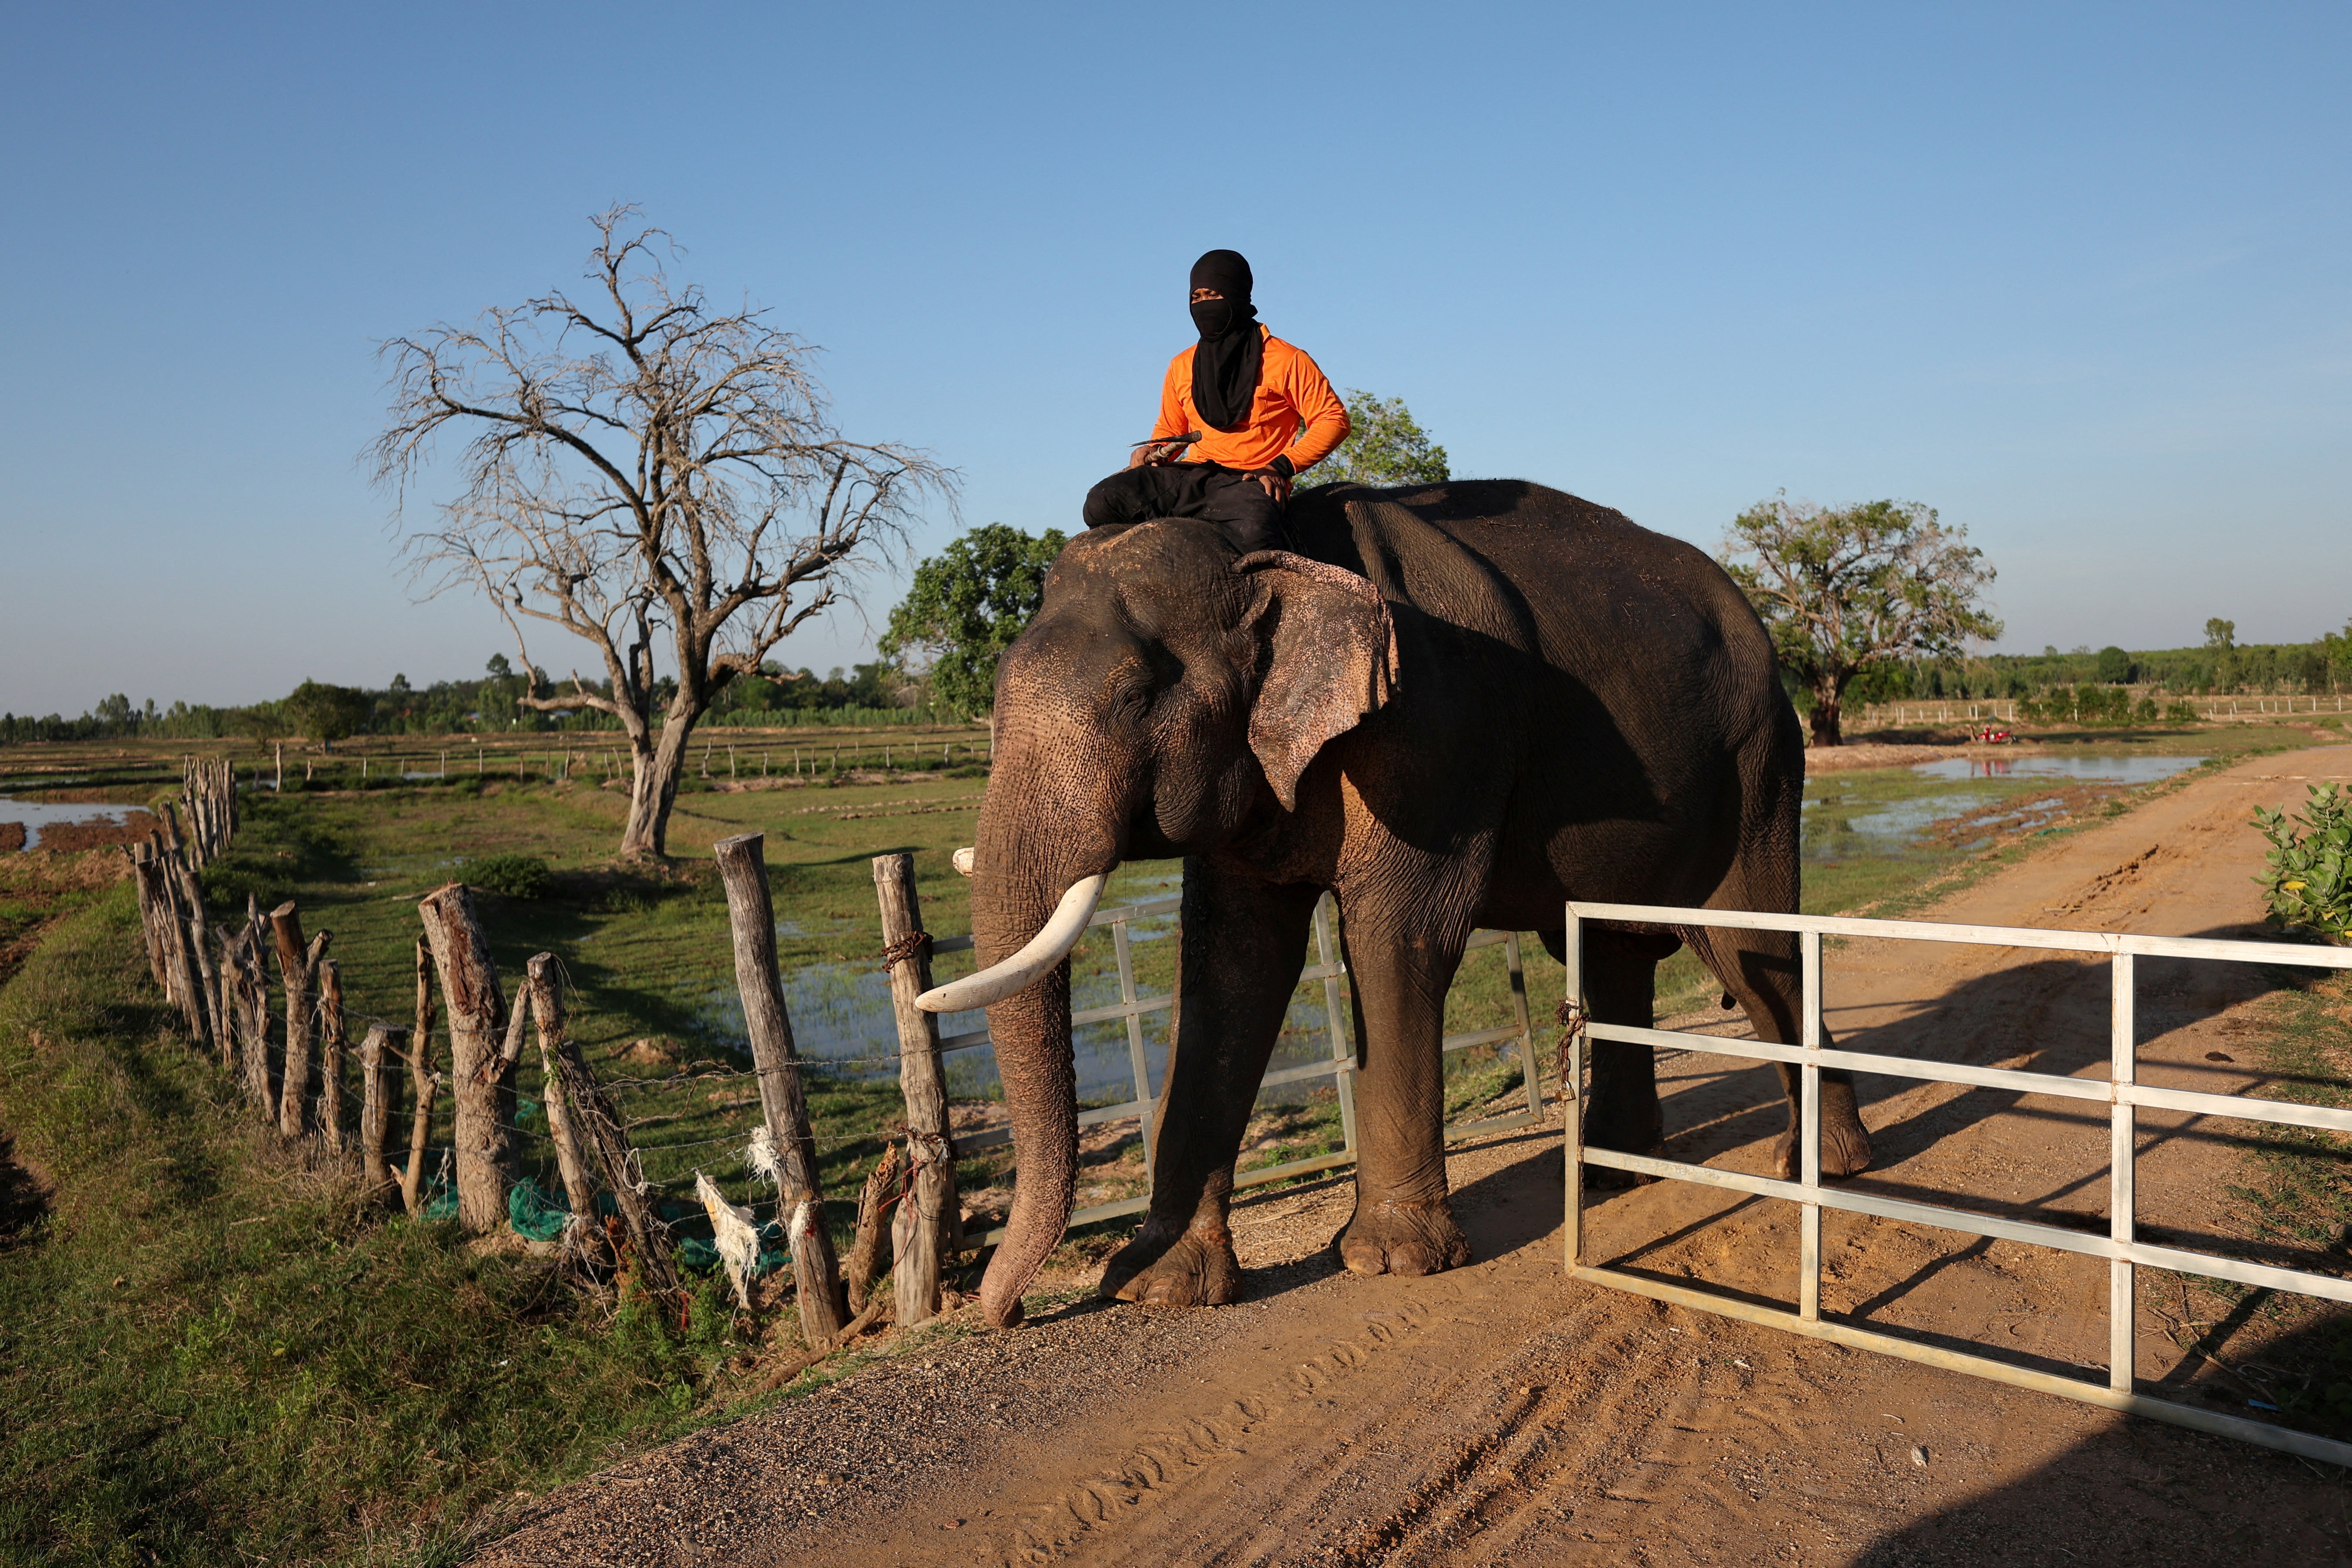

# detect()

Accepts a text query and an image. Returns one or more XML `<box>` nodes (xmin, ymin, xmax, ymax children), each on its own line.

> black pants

<box><xmin>1081</xmin><ymin>462</ymin><xmax>1285</xmax><ymax>553</ymax></box>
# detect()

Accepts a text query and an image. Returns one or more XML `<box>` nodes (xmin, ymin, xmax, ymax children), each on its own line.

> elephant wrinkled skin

<box><xmin>965</xmin><ymin>480</ymin><xmax>1872</xmax><ymax>1329</ymax></box>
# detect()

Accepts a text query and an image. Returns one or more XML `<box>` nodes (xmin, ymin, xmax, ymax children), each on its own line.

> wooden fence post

<box><xmin>712</xmin><ymin>832</ymin><xmax>849</xmax><ymax>1344</ymax></box>
<box><xmin>522</xmin><ymin>954</ymin><xmax>604</xmax><ymax>1260</ymax></box>
<box><xmin>228</xmin><ymin>916</ymin><xmax>276</xmax><ymax>1118</ymax></box>
<box><xmin>416</xmin><ymin>883</ymin><xmax>516</xmax><ymax>1232</ymax></box>
<box><xmin>132</xmin><ymin>847</ymin><xmax>215</xmax><ymax>1048</ymax></box>
<box><xmin>874</xmin><ymin>851</ymin><xmax>958</xmax><ymax>1327</ymax></box>
<box><xmin>402</xmin><ymin>937</ymin><xmax>441</xmax><ymax>1216</ymax></box>
<box><xmin>164</xmin><ymin>835</ymin><xmax>219</xmax><ymax>1055</ymax></box>
<box><xmin>532</xmin><ymin>970</ymin><xmax>682</xmax><ymax>1303</ymax></box>
<box><xmin>211</xmin><ymin>924</ymin><xmax>239</xmax><ymax>1072</ymax></box>
<box><xmin>127</xmin><ymin>845</ymin><xmax>169</xmax><ymax>989</ymax></box>
<box><xmin>318</xmin><ymin>959</ymin><xmax>347</xmax><ymax>1155</ymax></box>
<box><xmin>185</xmin><ymin>895</ymin><xmax>223</xmax><ymax>1061</ymax></box>
<box><xmin>843</xmin><ymin>1142</ymin><xmax>904</xmax><ymax>1311</ymax></box>
<box><xmin>358</xmin><ymin>1023</ymin><xmax>405</xmax><ymax>1205</ymax></box>
<box><xmin>270</xmin><ymin>902</ymin><xmax>330</xmax><ymax>1138</ymax></box>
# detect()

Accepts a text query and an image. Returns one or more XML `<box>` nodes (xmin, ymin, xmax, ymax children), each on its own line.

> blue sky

<box><xmin>3</xmin><ymin>2</ymin><xmax>2346</xmax><ymax>715</ymax></box>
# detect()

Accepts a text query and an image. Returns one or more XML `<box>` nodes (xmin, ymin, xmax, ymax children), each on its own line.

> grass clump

<box><xmin>463</xmin><ymin>852</ymin><xmax>553</xmax><ymax>900</ymax></box>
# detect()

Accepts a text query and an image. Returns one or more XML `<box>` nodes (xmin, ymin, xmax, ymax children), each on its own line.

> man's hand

<box><xmin>1251</xmin><ymin>468</ymin><xmax>1293</xmax><ymax>503</ymax></box>
<box><xmin>1131</xmin><ymin>434</ymin><xmax>1199</xmax><ymax>468</ymax></box>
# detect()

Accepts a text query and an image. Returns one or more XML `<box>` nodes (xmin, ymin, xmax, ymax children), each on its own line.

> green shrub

<box><xmin>465</xmin><ymin>853</ymin><xmax>552</xmax><ymax>899</ymax></box>
<box><xmin>2133</xmin><ymin>696</ymin><xmax>2159</xmax><ymax>723</ymax></box>
<box><xmin>2254</xmin><ymin>784</ymin><xmax>2352</xmax><ymax>940</ymax></box>
<box><xmin>2165</xmin><ymin>700</ymin><xmax>2201</xmax><ymax>724</ymax></box>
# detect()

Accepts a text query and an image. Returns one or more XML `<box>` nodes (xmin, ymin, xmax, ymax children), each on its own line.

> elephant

<box><xmin>918</xmin><ymin>479</ymin><xmax>1874</xmax><ymax>1329</ymax></box>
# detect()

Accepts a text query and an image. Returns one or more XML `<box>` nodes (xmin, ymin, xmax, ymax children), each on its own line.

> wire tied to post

<box><xmin>877</xmin><ymin>931</ymin><xmax>931</xmax><ymax>973</ymax></box>
<box><xmin>1554</xmin><ymin>998</ymin><xmax>1589</xmax><ymax>1098</ymax></box>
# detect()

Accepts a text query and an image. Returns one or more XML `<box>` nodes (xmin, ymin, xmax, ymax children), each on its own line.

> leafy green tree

<box><xmin>282</xmin><ymin>681</ymin><xmax>375</xmax><ymax>746</ymax></box>
<box><xmin>1309</xmin><ymin>389</ymin><xmax>1450</xmax><ymax>488</ymax></box>
<box><xmin>2322</xmin><ymin>618</ymin><xmax>2351</xmax><ymax>692</ymax></box>
<box><xmin>2204</xmin><ymin>618</ymin><xmax>2236</xmax><ymax>653</ymax></box>
<box><xmin>880</xmin><ymin>524</ymin><xmax>1068</xmax><ymax>716</ymax></box>
<box><xmin>2095</xmin><ymin>645</ymin><xmax>2133</xmax><ymax>684</ymax></box>
<box><xmin>1722</xmin><ymin>494</ymin><xmax>2002</xmax><ymax>747</ymax></box>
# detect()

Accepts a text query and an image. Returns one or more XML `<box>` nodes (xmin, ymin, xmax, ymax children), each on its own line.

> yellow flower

<box><xmin>2284</xmin><ymin>880</ymin><xmax>2307</xmax><ymax>891</ymax></box>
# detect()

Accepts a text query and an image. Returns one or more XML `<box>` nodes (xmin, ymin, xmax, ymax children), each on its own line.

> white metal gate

<box><xmin>943</xmin><ymin>893</ymin><xmax>1548</xmax><ymax>1241</ymax></box>
<box><xmin>1562</xmin><ymin>900</ymin><xmax>2352</xmax><ymax>1467</ymax></box>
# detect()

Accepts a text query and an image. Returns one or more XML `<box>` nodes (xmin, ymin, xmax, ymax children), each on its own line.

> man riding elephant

<box><xmin>1080</xmin><ymin>249</ymin><xmax>1351</xmax><ymax>553</ymax></box>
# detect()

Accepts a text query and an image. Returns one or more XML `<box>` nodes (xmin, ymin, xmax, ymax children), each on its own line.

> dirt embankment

<box><xmin>474</xmin><ymin>746</ymin><xmax>2352</xmax><ymax>1568</ymax></box>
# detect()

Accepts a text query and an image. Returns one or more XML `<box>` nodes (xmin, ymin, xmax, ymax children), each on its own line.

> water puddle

<box><xmin>0</xmin><ymin>794</ymin><xmax>144</xmax><ymax>849</ymax></box>
<box><xmin>1909</xmin><ymin>752</ymin><xmax>2206</xmax><ymax>784</ymax></box>
<box><xmin>1803</xmin><ymin>751</ymin><xmax>2207</xmax><ymax>864</ymax></box>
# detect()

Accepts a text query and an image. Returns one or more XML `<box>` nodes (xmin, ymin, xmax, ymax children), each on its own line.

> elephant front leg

<box><xmin>1099</xmin><ymin>869</ymin><xmax>1319</xmax><ymax>1308</ymax></box>
<box><xmin>1337</xmin><ymin>920</ymin><xmax>1475</xmax><ymax>1278</ymax></box>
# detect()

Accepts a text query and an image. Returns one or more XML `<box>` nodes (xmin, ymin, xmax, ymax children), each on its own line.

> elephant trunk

<box><xmin>964</xmin><ymin>809</ymin><xmax>1118</xmax><ymax>1329</ymax></box>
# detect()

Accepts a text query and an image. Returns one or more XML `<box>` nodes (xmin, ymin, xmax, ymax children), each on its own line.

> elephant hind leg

<box><xmin>1553</xmin><ymin>927</ymin><xmax>1677</xmax><ymax>1191</ymax></box>
<box><xmin>1683</xmin><ymin>922</ymin><xmax>1872</xmax><ymax>1181</ymax></box>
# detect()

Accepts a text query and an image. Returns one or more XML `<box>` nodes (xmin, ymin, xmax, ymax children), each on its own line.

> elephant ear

<box><xmin>1234</xmin><ymin>551</ymin><xmax>1399</xmax><ymax>811</ymax></box>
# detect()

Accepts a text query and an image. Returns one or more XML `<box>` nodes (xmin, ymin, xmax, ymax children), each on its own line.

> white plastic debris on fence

<box><xmin>745</xmin><ymin>1125</ymin><xmax>783</xmax><ymax>1192</ymax></box>
<box><xmin>694</xmin><ymin>1170</ymin><xmax>763</xmax><ymax>1309</ymax></box>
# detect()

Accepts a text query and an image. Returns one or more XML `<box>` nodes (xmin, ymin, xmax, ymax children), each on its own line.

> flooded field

<box><xmin>698</xmin><ymin>863</ymin><xmax>1351</xmax><ymax>1112</ymax></box>
<box><xmin>1908</xmin><ymin>750</ymin><xmax>2209</xmax><ymax>784</ymax></box>
<box><xmin>0</xmin><ymin>793</ymin><xmax>154</xmax><ymax>851</ymax></box>
<box><xmin>1799</xmin><ymin>748</ymin><xmax>2208</xmax><ymax>910</ymax></box>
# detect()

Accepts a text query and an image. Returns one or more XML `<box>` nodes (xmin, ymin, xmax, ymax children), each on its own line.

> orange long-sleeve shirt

<box><xmin>1150</xmin><ymin>327</ymin><xmax>1350</xmax><ymax>474</ymax></box>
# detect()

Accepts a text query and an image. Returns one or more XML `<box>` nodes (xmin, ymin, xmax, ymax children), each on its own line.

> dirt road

<box><xmin>478</xmin><ymin>745</ymin><xmax>2352</xmax><ymax>1567</ymax></box>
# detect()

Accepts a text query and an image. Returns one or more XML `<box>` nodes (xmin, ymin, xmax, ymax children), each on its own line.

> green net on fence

<box><xmin>679</xmin><ymin>1222</ymin><xmax>789</xmax><ymax>1277</ymax></box>
<box><xmin>507</xmin><ymin>1178</ymin><xmax>569</xmax><ymax>1242</ymax></box>
<box><xmin>399</xmin><ymin>1156</ymin><xmax>792</xmax><ymax>1271</ymax></box>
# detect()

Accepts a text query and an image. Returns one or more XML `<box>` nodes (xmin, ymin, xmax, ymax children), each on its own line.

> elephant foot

<box><xmin>1771</xmin><ymin>1115</ymin><xmax>1873</xmax><ymax>1182</ymax></box>
<box><xmin>1100</xmin><ymin>1219</ymin><xmax>1243</xmax><ymax>1307</ymax></box>
<box><xmin>1338</xmin><ymin>1198</ymin><xmax>1473</xmax><ymax>1277</ymax></box>
<box><xmin>1584</xmin><ymin>1158</ymin><xmax>1660</xmax><ymax>1192</ymax></box>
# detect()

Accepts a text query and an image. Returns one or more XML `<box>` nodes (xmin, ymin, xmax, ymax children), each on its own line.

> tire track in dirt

<box><xmin>979</xmin><ymin>1295</ymin><xmax>1459</xmax><ymax>1565</ymax></box>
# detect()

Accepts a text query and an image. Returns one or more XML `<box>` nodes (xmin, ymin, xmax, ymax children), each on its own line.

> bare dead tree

<box><xmin>369</xmin><ymin>206</ymin><xmax>955</xmax><ymax>858</ymax></box>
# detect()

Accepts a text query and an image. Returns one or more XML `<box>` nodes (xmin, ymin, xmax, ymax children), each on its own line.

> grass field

<box><xmin>0</xmin><ymin>715</ymin><xmax>2336</xmax><ymax>1563</ymax></box>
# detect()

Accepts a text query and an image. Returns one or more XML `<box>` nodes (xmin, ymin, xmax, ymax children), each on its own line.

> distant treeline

<box><xmin>12</xmin><ymin>624</ymin><xmax>2347</xmax><ymax>747</ymax></box>
<box><xmin>0</xmin><ymin>657</ymin><xmax>966</xmax><ymax>746</ymax></box>
<box><xmin>1840</xmin><ymin>627</ymin><xmax>2351</xmax><ymax>708</ymax></box>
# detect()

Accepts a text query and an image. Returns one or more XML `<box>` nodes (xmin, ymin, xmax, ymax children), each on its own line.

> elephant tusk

<box><xmin>916</xmin><ymin>873</ymin><xmax>1108</xmax><ymax>1013</ymax></box>
<box><xmin>951</xmin><ymin>846</ymin><xmax>976</xmax><ymax>877</ymax></box>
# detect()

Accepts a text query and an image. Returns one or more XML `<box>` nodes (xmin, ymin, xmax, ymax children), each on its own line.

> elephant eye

<box><xmin>1111</xmin><ymin>684</ymin><xmax>1151</xmax><ymax>725</ymax></box>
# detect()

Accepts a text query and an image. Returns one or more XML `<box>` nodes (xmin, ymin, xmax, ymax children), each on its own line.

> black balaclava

<box><xmin>1187</xmin><ymin>248</ymin><xmax>1262</xmax><ymax>433</ymax></box>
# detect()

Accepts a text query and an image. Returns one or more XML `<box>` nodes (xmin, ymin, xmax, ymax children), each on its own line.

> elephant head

<box><xmin>917</xmin><ymin>520</ymin><xmax>1396</xmax><ymax>1327</ymax></box>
